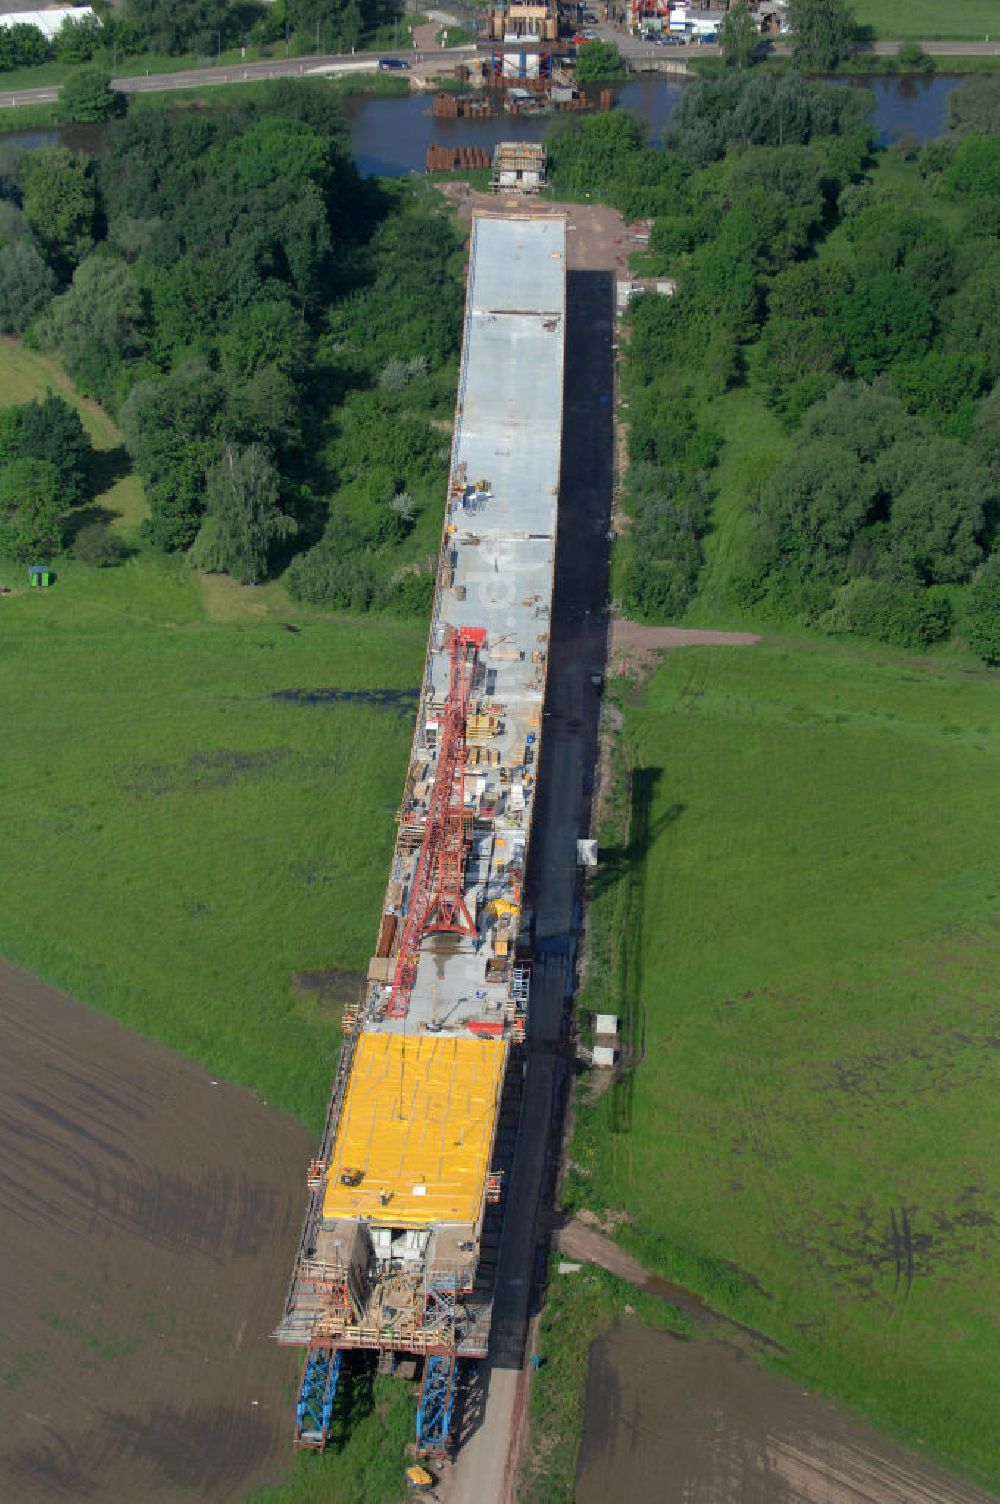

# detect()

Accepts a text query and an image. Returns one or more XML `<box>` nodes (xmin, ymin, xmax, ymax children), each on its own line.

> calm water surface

<box><xmin>0</xmin><ymin>73</ymin><xmax>962</xmax><ymax>174</ymax></box>
<box><xmin>345</xmin><ymin>71</ymin><xmax>959</xmax><ymax>175</ymax></box>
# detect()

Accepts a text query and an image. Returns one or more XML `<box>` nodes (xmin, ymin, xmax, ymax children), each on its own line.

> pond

<box><xmin>0</xmin><ymin>72</ymin><xmax>964</xmax><ymax>175</ymax></box>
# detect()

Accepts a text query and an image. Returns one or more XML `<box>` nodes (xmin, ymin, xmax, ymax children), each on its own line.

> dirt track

<box><xmin>610</xmin><ymin>621</ymin><xmax>760</xmax><ymax>653</ymax></box>
<box><xmin>577</xmin><ymin>1322</ymin><xmax>998</xmax><ymax>1504</ymax></box>
<box><xmin>438</xmin><ymin>186</ymin><xmax>639</xmax><ymax>277</ymax></box>
<box><xmin>0</xmin><ymin>957</ymin><xmax>313</xmax><ymax>1503</ymax></box>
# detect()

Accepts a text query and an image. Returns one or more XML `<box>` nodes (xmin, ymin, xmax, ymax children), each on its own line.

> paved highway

<box><xmin>603</xmin><ymin>23</ymin><xmax>1000</xmax><ymax>64</ymax></box>
<box><xmin>3</xmin><ymin>32</ymin><xmax>999</xmax><ymax>112</ymax></box>
<box><xmin>0</xmin><ymin>45</ymin><xmax>476</xmax><ymax>110</ymax></box>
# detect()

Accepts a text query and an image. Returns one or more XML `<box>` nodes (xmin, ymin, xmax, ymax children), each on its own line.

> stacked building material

<box><xmin>427</xmin><ymin>145</ymin><xmax>492</xmax><ymax>171</ymax></box>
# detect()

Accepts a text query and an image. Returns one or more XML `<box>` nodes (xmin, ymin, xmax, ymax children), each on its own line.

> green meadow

<box><xmin>0</xmin><ymin>349</ymin><xmax>424</xmax><ymax>1131</ymax></box>
<box><xmin>569</xmin><ymin>639</ymin><xmax>1000</xmax><ymax>1486</ymax></box>
<box><xmin>0</xmin><ymin>554</ymin><xmax>423</xmax><ymax>1126</ymax></box>
<box><xmin>851</xmin><ymin>0</ymin><xmax>998</xmax><ymax>40</ymax></box>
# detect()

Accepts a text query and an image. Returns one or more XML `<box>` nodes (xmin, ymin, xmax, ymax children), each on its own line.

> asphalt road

<box><xmin>0</xmin><ymin>45</ymin><xmax>476</xmax><ymax>109</ymax></box>
<box><xmin>4</xmin><ymin>32</ymin><xmax>999</xmax><ymax>111</ymax></box>
<box><xmin>598</xmin><ymin>21</ymin><xmax>1000</xmax><ymax>62</ymax></box>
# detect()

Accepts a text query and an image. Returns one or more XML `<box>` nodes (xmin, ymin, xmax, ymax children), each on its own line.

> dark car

<box><xmin>378</xmin><ymin>56</ymin><xmax>411</xmax><ymax>70</ymax></box>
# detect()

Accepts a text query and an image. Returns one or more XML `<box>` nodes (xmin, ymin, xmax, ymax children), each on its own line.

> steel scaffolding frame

<box><xmin>415</xmin><ymin>1354</ymin><xmax>459</xmax><ymax>1456</ymax></box>
<box><xmin>294</xmin><ymin>1347</ymin><xmax>343</xmax><ymax>1449</ymax></box>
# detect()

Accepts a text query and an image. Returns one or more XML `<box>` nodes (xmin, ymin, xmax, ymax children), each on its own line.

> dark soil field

<box><xmin>577</xmin><ymin>1322</ymin><xmax>998</xmax><ymax>1504</ymax></box>
<box><xmin>0</xmin><ymin>957</ymin><xmax>314</xmax><ymax>1503</ymax></box>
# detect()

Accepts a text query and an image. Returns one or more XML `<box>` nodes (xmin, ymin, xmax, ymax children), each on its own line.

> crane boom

<box><xmin>385</xmin><ymin>627</ymin><xmax>487</xmax><ymax>1020</ymax></box>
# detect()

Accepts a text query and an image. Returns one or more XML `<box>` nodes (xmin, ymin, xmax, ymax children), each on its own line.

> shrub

<box><xmin>59</xmin><ymin>67</ymin><xmax>125</xmax><ymax>125</ymax></box>
<box><xmin>897</xmin><ymin>42</ymin><xmax>936</xmax><ymax>74</ymax></box>
<box><xmin>964</xmin><ymin>562</ymin><xmax>1000</xmax><ymax>665</ymax></box>
<box><xmin>73</xmin><ymin>520</ymin><xmax>129</xmax><ymax>566</ymax></box>
<box><xmin>285</xmin><ymin>542</ymin><xmax>386</xmax><ymax>612</ymax></box>
<box><xmin>573</xmin><ymin>40</ymin><xmax>625</xmax><ymax>83</ymax></box>
<box><xmin>820</xmin><ymin>578</ymin><xmax>953</xmax><ymax>649</ymax></box>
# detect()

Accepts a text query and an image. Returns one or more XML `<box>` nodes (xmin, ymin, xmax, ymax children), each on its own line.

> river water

<box><xmin>1</xmin><ymin>72</ymin><xmax>962</xmax><ymax>173</ymax></box>
<box><xmin>346</xmin><ymin>72</ymin><xmax>958</xmax><ymax>175</ymax></box>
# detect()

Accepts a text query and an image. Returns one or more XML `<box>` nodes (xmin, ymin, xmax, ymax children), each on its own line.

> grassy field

<box><xmin>0</xmin><ymin>343</ymin><xmax>425</xmax><ymax>1131</ymax></box>
<box><xmin>0</xmin><ymin>557</ymin><xmax>423</xmax><ymax>1128</ymax></box>
<box><xmin>851</xmin><ymin>0</ymin><xmax>998</xmax><ymax>40</ymax></box>
<box><xmin>568</xmin><ymin>639</ymin><xmax>1000</xmax><ymax>1488</ymax></box>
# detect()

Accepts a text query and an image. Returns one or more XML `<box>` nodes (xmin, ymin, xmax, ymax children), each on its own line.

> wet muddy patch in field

<box><xmin>291</xmin><ymin>967</ymin><xmax>366</xmax><ymax>1005</ymax></box>
<box><xmin>272</xmin><ymin>686</ymin><xmax>419</xmax><ymax>714</ymax></box>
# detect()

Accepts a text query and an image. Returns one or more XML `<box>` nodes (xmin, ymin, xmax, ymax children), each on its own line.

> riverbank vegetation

<box><xmin>548</xmin><ymin>70</ymin><xmax>1000</xmax><ymax>664</ymax></box>
<box><xmin>0</xmin><ymin>80</ymin><xmax>467</xmax><ymax>606</ymax></box>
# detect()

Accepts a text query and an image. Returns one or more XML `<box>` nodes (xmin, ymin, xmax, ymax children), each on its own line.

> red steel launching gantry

<box><xmin>386</xmin><ymin>626</ymin><xmax>488</xmax><ymax>1020</ymax></box>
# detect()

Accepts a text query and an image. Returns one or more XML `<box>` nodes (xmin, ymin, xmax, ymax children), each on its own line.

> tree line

<box><xmin>0</xmin><ymin>0</ymin><xmax>403</xmax><ymax>72</ymax></box>
<box><xmin>0</xmin><ymin>82</ymin><xmax>466</xmax><ymax>604</ymax></box>
<box><xmin>547</xmin><ymin>70</ymin><xmax>1000</xmax><ymax>664</ymax></box>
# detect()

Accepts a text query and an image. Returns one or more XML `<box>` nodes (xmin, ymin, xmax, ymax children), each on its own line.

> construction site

<box><xmin>276</xmin><ymin>214</ymin><xmax>568</xmax><ymax>1461</ymax></box>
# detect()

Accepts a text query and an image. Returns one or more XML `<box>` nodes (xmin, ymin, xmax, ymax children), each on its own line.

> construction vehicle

<box><xmin>405</xmin><ymin>1463</ymin><xmax>436</xmax><ymax>1491</ymax></box>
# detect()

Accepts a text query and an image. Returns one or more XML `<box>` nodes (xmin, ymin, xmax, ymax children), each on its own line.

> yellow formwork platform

<box><xmin>322</xmin><ymin>1032</ymin><xmax>507</xmax><ymax>1227</ymax></box>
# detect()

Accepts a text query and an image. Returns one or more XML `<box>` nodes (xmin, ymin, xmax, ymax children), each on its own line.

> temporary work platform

<box><xmin>491</xmin><ymin>141</ymin><xmax>547</xmax><ymax>192</ymax></box>
<box><xmin>321</xmin><ymin>1034</ymin><xmax>507</xmax><ymax>1227</ymax></box>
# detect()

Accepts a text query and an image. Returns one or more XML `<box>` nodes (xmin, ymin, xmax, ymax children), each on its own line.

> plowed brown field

<box><xmin>0</xmin><ymin>957</ymin><xmax>313</xmax><ymax>1503</ymax></box>
<box><xmin>577</xmin><ymin>1323</ymin><xmax>998</xmax><ymax>1504</ymax></box>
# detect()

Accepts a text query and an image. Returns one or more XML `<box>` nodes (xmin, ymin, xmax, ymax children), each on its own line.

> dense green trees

<box><xmin>120</xmin><ymin>363</ymin><xmax>235</xmax><ymax>551</ymax></box>
<box><xmin>0</xmin><ymin>240</ymin><xmax>56</xmax><ymax>334</ymax></box>
<box><xmin>0</xmin><ymin>0</ymin><xmax>396</xmax><ymax>76</ymax></box>
<box><xmin>719</xmin><ymin>2</ymin><xmax>759</xmax><ymax>71</ymax></box>
<box><xmin>123</xmin><ymin>0</ymin><xmax>233</xmax><ymax>55</ymax></box>
<box><xmin>964</xmin><ymin>564</ymin><xmax>1000</xmax><ymax>664</ymax></box>
<box><xmin>191</xmin><ymin>443</ymin><xmax>296</xmax><ymax>583</ymax></box>
<box><xmin>37</xmin><ymin>257</ymin><xmax>147</xmax><ymax>399</ymax></box>
<box><xmin>0</xmin><ymin>395</ymin><xmax>91</xmax><ymax>509</ymax></box>
<box><xmin>666</xmin><ymin>71</ymin><xmax>870</xmax><ymax>166</ymax></box>
<box><xmin>0</xmin><ymin>460</ymin><xmax>62</xmax><ymax>561</ymax></box>
<box><xmin>786</xmin><ymin>0</ymin><xmax>856</xmax><ymax>69</ymax></box>
<box><xmin>2</xmin><ymin>82</ymin><xmax>462</xmax><ymax>604</ymax></box>
<box><xmin>574</xmin><ymin>41</ymin><xmax>625</xmax><ymax>83</ymax></box>
<box><xmin>946</xmin><ymin>74</ymin><xmax>1000</xmax><ymax>137</ymax></box>
<box><xmin>21</xmin><ymin>149</ymin><xmax>99</xmax><ymax>279</ymax></box>
<box><xmin>0</xmin><ymin>22</ymin><xmax>49</xmax><ymax>71</ymax></box>
<box><xmin>547</xmin><ymin>112</ymin><xmax>692</xmax><ymax>220</ymax></box>
<box><xmin>600</xmin><ymin>69</ymin><xmax>1000</xmax><ymax>658</ymax></box>
<box><xmin>59</xmin><ymin>66</ymin><xmax>123</xmax><ymax>124</ymax></box>
<box><xmin>54</xmin><ymin>14</ymin><xmax>104</xmax><ymax>64</ymax></box>
<box><xmin>0</xmin><ymin>394</ymin><xmax>92</xmax><ymax>559</ymax></box>
<box><xmin>737</xmin><ymin>385</ymin><xmax>990</xmax><ymax>628</ymax></box>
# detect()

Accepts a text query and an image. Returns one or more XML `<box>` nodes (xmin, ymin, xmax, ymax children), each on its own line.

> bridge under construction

<box><xmin>276</xmin><ymin>213</ymin><xmax>567</xmax><ymax>1457</ymax></box>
